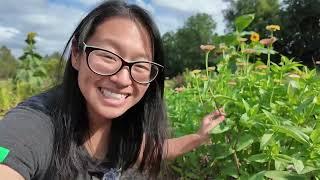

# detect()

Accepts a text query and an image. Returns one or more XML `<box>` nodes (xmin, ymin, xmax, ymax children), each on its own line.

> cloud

<box><xmin>154</xmin><ymin>14</ymin><xmax>183</xmax><ymax>34</ymax></box>
<box><xmin>135</xmin><ymin>0</ymin><xmax>155</xmax><ymax>13</ymax></box>
<box><xmin>152</xmin><ymin>0</ymin><xmax>229</xmax><ymax>34</ymax></box>
<box><xmin>0</xmin><ymin>0</ymin><xmax>229</xmax><ymax>57</ymax></box>
<box><xmin>153</xmin><ymin>0</ymin><xmax>228</xmax><ymax>14</ymax></box>
<box><xmin>78</xmin><ymin>0</ymin><xmax>103</xmax><ymax>6</ymax></box>
<box><xmin>0</xmin><ymin>0</ymin><xmax>86</xmax><ymax>57</ymax></box>
<box><xmin>0</xmin><ymin>26</ymin><xmax>20</xmax><ymax>41</ymax></box>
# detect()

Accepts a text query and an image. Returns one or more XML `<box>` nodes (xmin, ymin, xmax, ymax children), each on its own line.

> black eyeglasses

<box><xmin>82</xmin><ymin>42</ymin><xmax>163</xmax><ymax>84</ymax></box>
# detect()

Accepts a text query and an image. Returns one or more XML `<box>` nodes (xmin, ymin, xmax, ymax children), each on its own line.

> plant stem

<box><xmin>267</xmin><ymin>45</ymin><xmax>272</xmax><ymax>67</ymax></box>
<box><xmin>208</xmin><ymin>85</ymin><xmax>221</xmax><ymax>113</ymax></box>
<box><xmin>205</xmin><ymin>52</ymin><xmax>210</xmax><ymax>78</ymax></box>
<box><xmin>195</xmin><ymin>77</ymin><xmax>203</xmax><ymax>104</ymax></box>
<box><xmin>226</xmin><ymin>133</ymin><xmax>241</xmax><ymax>175</ymax></box>
<box><xmin>205</xmin><ymin>51</ymin><xmax>222</xmax><ymax>113</ymax></box>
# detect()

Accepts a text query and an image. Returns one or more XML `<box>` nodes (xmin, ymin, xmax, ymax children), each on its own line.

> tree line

<box><xmin>0</xmin><ymin>0</ymin><xmax>319</xmax><ymax>79</ymax></box>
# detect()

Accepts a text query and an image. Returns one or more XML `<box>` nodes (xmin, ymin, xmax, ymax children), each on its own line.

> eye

<box><xmin>133</xmin><ymin>63</ymin><xmax>152</xmax><ymax>72</ymax></box>
<box><xmin>93</xmin><ymin>50</ymin><xmax>118</xmax><ymax>63</ymax></box>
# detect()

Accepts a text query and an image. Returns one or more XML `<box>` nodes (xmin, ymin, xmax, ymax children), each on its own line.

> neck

<box><xmin>84</xmin><ymin>112</ymin><xmax>112</xmax><ymax>160</ymax></box>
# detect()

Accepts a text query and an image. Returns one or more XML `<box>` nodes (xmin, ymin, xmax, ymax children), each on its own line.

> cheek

<box><xmin>133</xmin><ymin>84</ymin><xmax>149</xmax><ymax>102</ymax></box>
<box><xmin>77</xmin><ymin>62</ymin><xmax>99</xmax><ymax>94</ymax></box>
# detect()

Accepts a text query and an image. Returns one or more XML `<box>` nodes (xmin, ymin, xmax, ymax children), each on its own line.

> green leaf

<box><xmin>247</xmin><ymin>153</ymin><xmax>269</xmax><ymax>163</ymax></box>
<box><xmin>242</xmin><ymin>99</ymin><xmax>250</xmax><ymax>112</ymax></box>
<box><xmin>235</xmin><ymin>14</ymin><xmax>255</xmax><ymax>32</ymax></box>
<box><xmin>212</xmin><ymin>143</ymin><xmax>234</xmax><ymax>160</ymax></box>
<box><xmin>264</xmin><ymin>171</ymin><xmax>307</xmax><ymax>180</ymax></box>
<box><xmin>236</xmin><ymin>134</ymin><xmax>255</xmax><ymax>151</ymax></box>
<box><xmin>293</xmin><ymin>159</ymin><xmax>304</xmax><ymax>174</ymax></box>
<box><xmin>262</xmin><ymin>110</ymin><xmax>278</xmax><ymax>125</ymax></box>
<box><xmin>273</xmin><ymin>125</ymin><xmax>310</xmax><ymax>145</ymax></box>
<box><xmin>210</xmin><ymin>123</ymin><xmax>230</xmax><ymax>134</ymax></box>
<box><xmin>274</xmin><ymin>154</ymin><xmax>294</xmax><ymax>164</ymax></box>
<box><xmin>260</xmin><ymin>132</ymin><xmax>273</xmax><ymax>150</ymax></box>
<box><xmin>213</xmin><ymin>33</ymin><xmax>238</xmax><ymax>46</ymax></box>
<box><xmin>248</xmin><ymin>171</ymin><xmax>266</xmax><ymax>180</ymax></box>
<box><xmin>300</xmin><ymin>166</ymin><xmax>320</xmax><ymax>174</ymax></box>
<box><xmin>310</xmin><ymin>128</ymin><xmax>320</xmax><ymax>144</ymax></box>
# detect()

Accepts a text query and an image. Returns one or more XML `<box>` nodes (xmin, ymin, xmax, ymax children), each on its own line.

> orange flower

<box><xmin>250</xmin><ymin>32</ymin><xmax>260</xmax><ymax>42</ymax></box>
<box><xmin>266</xmin><ymin>25</ymin><xmax>280</xmax><ymax>31</ymax></box>
<box><xmin>260</xmin><ymin>37</ymin><xmax>278</xmax><ymax>46</ymax></box>
<box><xmin>200</xmin><ymin>45</ymin><xmax>215</xmax><ymax>53</ymax></box>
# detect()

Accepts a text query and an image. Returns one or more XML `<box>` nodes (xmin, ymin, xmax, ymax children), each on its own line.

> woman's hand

<box><xmin>196</xmin><ymin>109</ymin><xmax>226</xmax><ymax>142</ymax></box>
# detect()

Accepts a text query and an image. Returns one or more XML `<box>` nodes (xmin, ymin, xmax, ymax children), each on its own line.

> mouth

<box><xmin>98</xmin><ymin>87</ymin><xmax>129</xmax><ymax>100</ymax></box>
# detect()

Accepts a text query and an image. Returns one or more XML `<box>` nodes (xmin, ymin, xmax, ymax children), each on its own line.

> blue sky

<box><xmin>0</xmin><ymin>0</ymin><xmax>229</xmax><ymax>57</ymax></box>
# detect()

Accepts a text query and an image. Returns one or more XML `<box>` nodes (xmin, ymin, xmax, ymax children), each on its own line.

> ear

<box><xmin>71</xmin><ymin>38</ymin><xmax>81</xmax><ymax>71</ymax></box>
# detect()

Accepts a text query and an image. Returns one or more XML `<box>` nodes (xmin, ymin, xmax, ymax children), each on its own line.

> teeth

<box><xmin>100</xmin><ymin>88</ymin><xmax>127</xmax><ymax>100</ymax></box>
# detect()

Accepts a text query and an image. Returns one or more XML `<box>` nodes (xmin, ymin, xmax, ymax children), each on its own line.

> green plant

<box><xmin>166</xmin><ymin>14</ymin><xmax>320</xmax><ymax>179</ymax></box>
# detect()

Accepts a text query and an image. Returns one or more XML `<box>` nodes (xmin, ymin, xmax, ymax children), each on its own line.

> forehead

<box><xmin>88</xmin><ymin>16</ymin><xmax>153</xmax><ymax>58</ymax></box>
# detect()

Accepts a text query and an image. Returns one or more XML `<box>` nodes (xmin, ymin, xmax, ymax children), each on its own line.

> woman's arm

<box><xmin>163</xmin><ymin>110</ymin><xmax>225</xmax><ymax>160</ymax></box>
<box><xmin>138</xmin><ymin>109</ymin><xmax>225</xmax><ymax>162</ymax></box>
<box><xmin>0</xmin><ymin>165</ymin><xmax>25</xmax><ymax>180</ymax></box>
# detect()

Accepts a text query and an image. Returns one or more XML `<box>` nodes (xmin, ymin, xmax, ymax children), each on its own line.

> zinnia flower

<box><xmin>266</xmin><ymin>25</ymin><xmax>280</xmax><ymax>31</ymax></box>
<box><xmin>250</xmin><ymin>32</ymin><xmax>260</xmax><ymax>42</ymax></box>
<box><xmin>260</xmin><ymin>37</ymin><xmax>278</xmax><ymax>46</ymax></box>
<box><xmin>200</xmin><ymin>45</ymin><xmax>215</xmax><ymax>53</ymax></box>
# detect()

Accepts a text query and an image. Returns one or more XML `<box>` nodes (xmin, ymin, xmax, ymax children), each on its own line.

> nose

<box><xmin>109</xmin><ymin>66</ymin><xmax>133</xmax><ymax>87</ymax></box>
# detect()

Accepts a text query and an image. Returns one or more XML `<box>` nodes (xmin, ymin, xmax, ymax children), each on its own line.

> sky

<box><xmin>0</xmin><ymin>0</ymin><xmax>230</xmax><ymax>57</ymax></box>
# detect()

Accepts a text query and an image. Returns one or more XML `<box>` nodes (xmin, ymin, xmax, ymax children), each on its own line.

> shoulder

<box><xmin>0</xmin><ymin>89</ymin><xmax>59</xmax><ymax>179</ymax></box>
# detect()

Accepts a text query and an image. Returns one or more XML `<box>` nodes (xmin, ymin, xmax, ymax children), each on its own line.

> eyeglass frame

<box><xmin>82</xmin><ymin>42</ymin><xmax>164</xmax><ymax>84</ymax></box>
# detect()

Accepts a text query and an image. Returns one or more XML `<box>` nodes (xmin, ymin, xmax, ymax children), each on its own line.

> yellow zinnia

<box><xmin>266</xmin><ymin>25</ymin><xmax>280</xmax><ymax>31</ymax></box>
<box><xmin>250</xmin><ymin>32</ymin><xmax>260</xmax><ymax>42</ymax></box>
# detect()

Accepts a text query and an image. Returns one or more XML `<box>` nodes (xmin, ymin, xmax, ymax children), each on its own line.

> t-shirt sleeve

<box><xmin>0</xmin><ymin>106</ymin><xmax>53</xmax><ymax>180</ymax></box>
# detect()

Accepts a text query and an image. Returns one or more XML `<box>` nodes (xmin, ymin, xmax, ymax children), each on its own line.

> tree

<box><xmin>276</xmin><ymin>0</ymin><xmax>320</xmax><ymax>67</ymax></box>
<box><xmin>0</xmin><ymin>46</ymin><xmax>17</xmax><ymax>79</ymax></box>
<box><xmin>163</xmin><ymin>13</ymin><xmax>217</xmax><ymax>77</ymax></box>
<box><xmin>224</xmin><ymin>0</ymin><xmax>281</xmax><ymax>34</ymax></box>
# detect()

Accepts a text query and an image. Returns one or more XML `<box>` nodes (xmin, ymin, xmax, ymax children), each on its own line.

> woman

<box><xmin>0</xmin><ymin>1</ymin><xmax>225</xmax><ymax>179</ymax></box>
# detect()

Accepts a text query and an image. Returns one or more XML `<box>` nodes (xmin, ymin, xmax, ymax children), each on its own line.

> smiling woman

<box><xmin>0</xmin><ymin>1</ymin><xmax>225</xmax><ymax>180</ymax></box>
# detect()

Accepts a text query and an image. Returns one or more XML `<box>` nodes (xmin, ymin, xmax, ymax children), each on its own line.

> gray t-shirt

<box><xmin>0</xmin><ymin>90</ymin><xmax>121</xmax><ymax>180</ymax></box>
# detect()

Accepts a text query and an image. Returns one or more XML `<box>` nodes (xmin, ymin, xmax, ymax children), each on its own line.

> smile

<box><xmin>99</xmin><ymin>88</ymin><xmax>128</xmax><ymax>100</ymax></box>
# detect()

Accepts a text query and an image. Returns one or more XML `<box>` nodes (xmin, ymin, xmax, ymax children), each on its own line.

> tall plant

<box><xmin>13</xmin><ymin>32</ymin><xmax>48</xmax><ymax>98</ymax></box>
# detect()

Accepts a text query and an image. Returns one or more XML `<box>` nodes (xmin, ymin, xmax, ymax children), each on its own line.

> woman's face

<box><xmin>71</xmin><ymin>17</ymin><xmax>152</xmax><ymax>122</ymax></box>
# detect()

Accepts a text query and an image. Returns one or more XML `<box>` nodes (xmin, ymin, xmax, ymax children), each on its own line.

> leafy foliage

<box><xmin>0</xmin><ymin>33</ymin><xmax>61</xmax><ymax>117</ymax></box>
<box><xmin>166</xmin><ymin>14</ymin><xmax>320</xmax><ymax>179</ymax></box>
<box><xmin>13</xmin><ymin>32</ymin><xmax>49</xmax><ymax>93</ymax></box>
<box><xmin>0</xmin><ymin>46</ymin><xmax>17</xmax><ymax>79</ymax></box>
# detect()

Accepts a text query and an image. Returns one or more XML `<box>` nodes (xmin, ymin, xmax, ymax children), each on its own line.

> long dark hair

<box><xmin>47</xmin><ymin>1</ymin><xmax>167</xmax><ymax>179</ymax></box>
